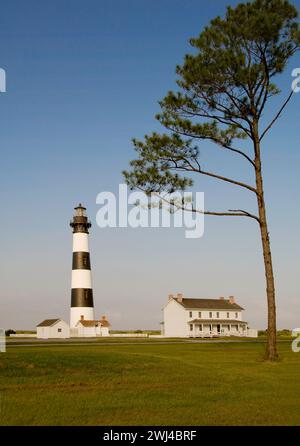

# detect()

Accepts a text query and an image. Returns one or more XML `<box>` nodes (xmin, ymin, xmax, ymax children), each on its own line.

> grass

<box><xmin>0</xmin><ymin>340</ymin><xmax>300</xmax><ymax>425</ymax></box>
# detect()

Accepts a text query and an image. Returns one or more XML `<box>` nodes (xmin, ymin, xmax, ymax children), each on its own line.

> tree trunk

<box><xmin>254</xmin><ymin>129</ymin><xmax>278</xmax><ymax>361</ymax></box>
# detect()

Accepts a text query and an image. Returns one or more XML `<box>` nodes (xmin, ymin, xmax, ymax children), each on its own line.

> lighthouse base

<box><xmin>70</xmin><ymin>307</ymin><xmax>95</xmax><ymax>328</ymax></box>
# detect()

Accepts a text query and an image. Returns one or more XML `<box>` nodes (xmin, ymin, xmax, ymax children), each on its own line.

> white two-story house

<box><xmin>162</xmin><ymin>293</ymin><xmax>252</xmax><ymax>337</ymax></box>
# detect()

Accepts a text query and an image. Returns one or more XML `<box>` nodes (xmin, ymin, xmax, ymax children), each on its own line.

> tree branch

<box><xmin>199</xmin><ymin>210</ymin><xmax>260</xmax><ymax>222</ymax></box>
<box><xmin>222</xmin><ymin>145</ymin><xmax>256</xmax><ymax>167</ymax></box>
<box><xmin>152</xmin><ymin>192</ymin><xmax>260</xmax><ymax>222</ymax></box>
<box><xmin>163</xmin><ymin>122</ymin><xmax>256</xmax><ymax>168</ymax></box>
<box><xmin>260</xmin><ymin>90</ymin><xmax>294</xmax><ymax>141</ymax></box>
<box><xmin>228</xmin><ymin>209</ymin><xmax>261</xmax><ymax>223</ymax></box>
<box><xmin>196</xmin><ymin>168</ymin><xmax>257</xmax><ymax>194</ymax></box>
<box><xmin>168</xmin><ymin>163</ymin><xmax>257</xmax><ymax>194</ymax></box>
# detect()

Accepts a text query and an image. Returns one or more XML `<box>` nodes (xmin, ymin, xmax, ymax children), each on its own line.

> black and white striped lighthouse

<box><xmin>70</xmin><ymin>204</ymin><xmax>95</xmax><ymax>327</ymax></box>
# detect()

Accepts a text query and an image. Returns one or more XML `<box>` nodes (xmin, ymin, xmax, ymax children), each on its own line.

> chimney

<box><xmin>229</xmin><ymin>296</ymin><xmax>235</xmax><ymax>304</ymax></box>
<box><xmin>168</xmin><ymin>294</ymin><xmax>174</xmax><ymax>301</ymax></box>
<box><xmin>219</xmin><ymin>296</ymin><xmax>225</xmax><ymax>300</ymax></box>
<box><xmin>80</xmin><ymin>315</ymin><xmax>84</xmax><ymax>321</ymax></box>
<box><xmin>177</xmin><ymin>293</ymin><xmax>183</xmax><ymax>303</ymax></box>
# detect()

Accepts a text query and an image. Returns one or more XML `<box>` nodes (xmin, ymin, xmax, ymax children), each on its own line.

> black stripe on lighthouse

<box><xmin>72</xmin><ymin>252</ymin><xmax>91</xmax><ymax>270</ymax></box>
<box><xmin>71</xmin><ymin>288</ymin><xmax>94</xmax><ymax>307</ymax></box>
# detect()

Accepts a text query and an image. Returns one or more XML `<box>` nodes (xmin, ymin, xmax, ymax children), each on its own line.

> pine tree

<box><xmin>123</xmin><ymin>0</ymin><xmax>300</xmax><ymax>360</ymax></box>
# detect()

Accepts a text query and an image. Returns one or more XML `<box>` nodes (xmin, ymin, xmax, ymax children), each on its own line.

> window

<box><xmin>227</xmin><ymin>312</ymin><xmax>230</xmax><ymax>318</ymax></box>
<box><xmin>190</xmin><ymin>324</ymin><xmax>193</xmax><ymax>331</ymax></box>
<box><xmin>209</xmin><ymin>312</ymin><xmax>212</xmax><ymax>318</ymax></box>
<box><xmin>198</xmin><ymin>311</ymin><xmax>202</xmax><ymax>318</ymax></box>
<box><xmin>58</xmin><ymin>328</ymin><xmax>62</xmax><ymax>333</ymax></box>
<box><xmin>235</xmin><ymin>312</ymin><xmax>238</xmax><ymax>319</ymax></box>
<box><xmin>216</xmin><ymin>312</ymin><xmax>219</xmax><ymax>318</ymax></box>
<box><xmin>189</xmin><ymin>311</ymin><xmax>192</xmax><ymax>318</ymax></box>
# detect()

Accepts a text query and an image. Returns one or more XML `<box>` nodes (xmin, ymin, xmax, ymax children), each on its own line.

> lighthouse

<box><xmin>70</xmin><ymin>204</ymin><xmax>95</xmax><ymax>327</ymax></box>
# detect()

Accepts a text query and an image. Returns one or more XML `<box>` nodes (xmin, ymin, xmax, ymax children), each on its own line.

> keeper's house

<box><xmin>162</xmin><ymin>294</ymin><xmax>257</xmax><ymax>338</ymax></box>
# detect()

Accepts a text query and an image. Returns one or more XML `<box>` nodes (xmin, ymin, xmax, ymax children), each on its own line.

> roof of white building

<box><xmin>173</xmin><ymin>297</ymin><xmax>244</xmax><ymax>310</ymax></box>
<box><xmin>76</xmin><ymin>316</ymin><xmax>111</xmax><ymax>328</ymax></box>
<box><xmin>36</xmin><ymin>319</ymin><xmax>61</xmax><ymax>327</ymax></box>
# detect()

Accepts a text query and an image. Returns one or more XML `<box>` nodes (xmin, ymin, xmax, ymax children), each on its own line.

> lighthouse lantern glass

<box><xmin>75</xmin><ymin>207</ymin><xmax>86</xmax><ymax>217</ymax></box>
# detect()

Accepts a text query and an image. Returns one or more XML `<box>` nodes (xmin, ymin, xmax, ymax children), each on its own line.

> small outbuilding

<box><xmin>36</xmin><ymin>319</ymin><xmax>70</xmax><ymax>339</ymax></box>
<box><xmin>74</xmin><ymin>315</ymin><xmax>111</xmax><ymax>337</ymax></box>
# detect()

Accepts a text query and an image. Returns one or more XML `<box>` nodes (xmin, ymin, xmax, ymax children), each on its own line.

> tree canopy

<box><xmin>124</xmin><ymin>0</ymin><xmax>300</xmax><ymax>199</ymax></box>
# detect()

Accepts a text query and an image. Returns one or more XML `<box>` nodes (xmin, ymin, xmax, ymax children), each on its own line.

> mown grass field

<box><xmin>1</xmin><ymin>339</ymin><xmax>300</xmax><ymax>425</ymax></box>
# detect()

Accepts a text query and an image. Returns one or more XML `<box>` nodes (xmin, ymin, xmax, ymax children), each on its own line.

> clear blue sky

<box><xmin>1</xmin><ymin>0</ymin><xmax>299</xmax><ymax>330</ymax></box>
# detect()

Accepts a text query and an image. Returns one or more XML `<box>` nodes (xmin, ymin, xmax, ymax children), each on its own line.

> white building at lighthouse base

<box><xmin>36</xmin><ymin>319</ymin><xmax>70</xmax><ymax>339</ymax></box>
<box><xmin>71</xmin><ymin>315</ymin><xmax>111</xmax><ymax>337</ymax></box>
<box><xmin>36</xmin><ymin>315</ymin><xmax>111</xmax><ymax>339</ymax></box>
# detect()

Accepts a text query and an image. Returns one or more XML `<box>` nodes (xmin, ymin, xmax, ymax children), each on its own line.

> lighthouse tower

<box><xmin>70</xmin><ymin>204</ymin><xmax>95</xmax><ymax>327</ymax></box>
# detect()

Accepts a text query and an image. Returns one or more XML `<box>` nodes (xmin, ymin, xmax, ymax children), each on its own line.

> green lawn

<box><xmin>0</xmin><ymin>340</ymin><xmax>299</xmax><ymax>425</ymax></box>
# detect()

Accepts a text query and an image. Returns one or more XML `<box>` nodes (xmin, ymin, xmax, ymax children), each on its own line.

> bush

<box><xmin>5</xmin><ymin>329</ymin><xmax>16</xmax><ymax>337</ymax></box>
<box><xmin>278</xmin><ymin>329</ymin><xmax>291</xmax><ymax>337</ymax></box>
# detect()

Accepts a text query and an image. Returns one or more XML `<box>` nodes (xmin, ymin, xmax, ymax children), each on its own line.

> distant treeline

<box><xmin>5</xmin><ymin>329</ymin><xmax>36</xmax><ymax>336</ymax></box>
<box><xmin>258</xmin><ymin>329</ymin><xmax>292</xmax><ymax>337</ymax></box>
<box><xmin>110</xmin><ymin>330</ymin><xmax>160</xmax><ymax>335</ymax></box>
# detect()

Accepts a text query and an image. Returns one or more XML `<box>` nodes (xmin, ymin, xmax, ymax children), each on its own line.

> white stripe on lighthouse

<box><xmin>70</xmin><ymin>307</ymin><xmax>95</xmax><ymax>328</ymax></box>
<box><xmin>71</xmin><ymin>270</ymin><xmax>92</xmax><ymax>289</ymax></box>
<box><xmin>72</xmin><ymin>233</ymin><xmax>89</xmax><ymax>252</ymax></box>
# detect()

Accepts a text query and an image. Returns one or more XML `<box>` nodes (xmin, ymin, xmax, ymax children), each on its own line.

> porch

<box><xmin>188</xmin><ymin>319</ymin><xmax>248</xmax><ymax>338</ymax></box>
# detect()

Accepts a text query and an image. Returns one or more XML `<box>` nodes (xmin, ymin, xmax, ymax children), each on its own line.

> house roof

<box><xmin>189</xmin><ymin>319</ymin><xmax>247</xmax><ymax>325</ymax></box>
<box><xmin>79</xmin><ymin>321</ymin><xmax>100</xmax><ymax>327</ymax></box>
<box><xmin>77</xmin><ymin>319</ymin><xmax>111</xmax><ymax>328</ymax></box>
<box><xmin>175</xmin><ymin>298</ymin><xmax>244</xmax><ymax>310</ymax></box>
<box><xmin>36</xmin><ymin>319</ymin><xmax>61</xmax><ymax>327</ymax></box>
<box><xmin>100</xmin><ymin>320</ymin><xmax>111</xmax><ymax>328</ymax></box>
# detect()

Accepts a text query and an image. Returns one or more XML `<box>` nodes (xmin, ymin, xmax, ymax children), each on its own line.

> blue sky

<box><xmin>1</xmin><ymin>0</ymin><xmax>300</xmax><ymax>330</ymax></box>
